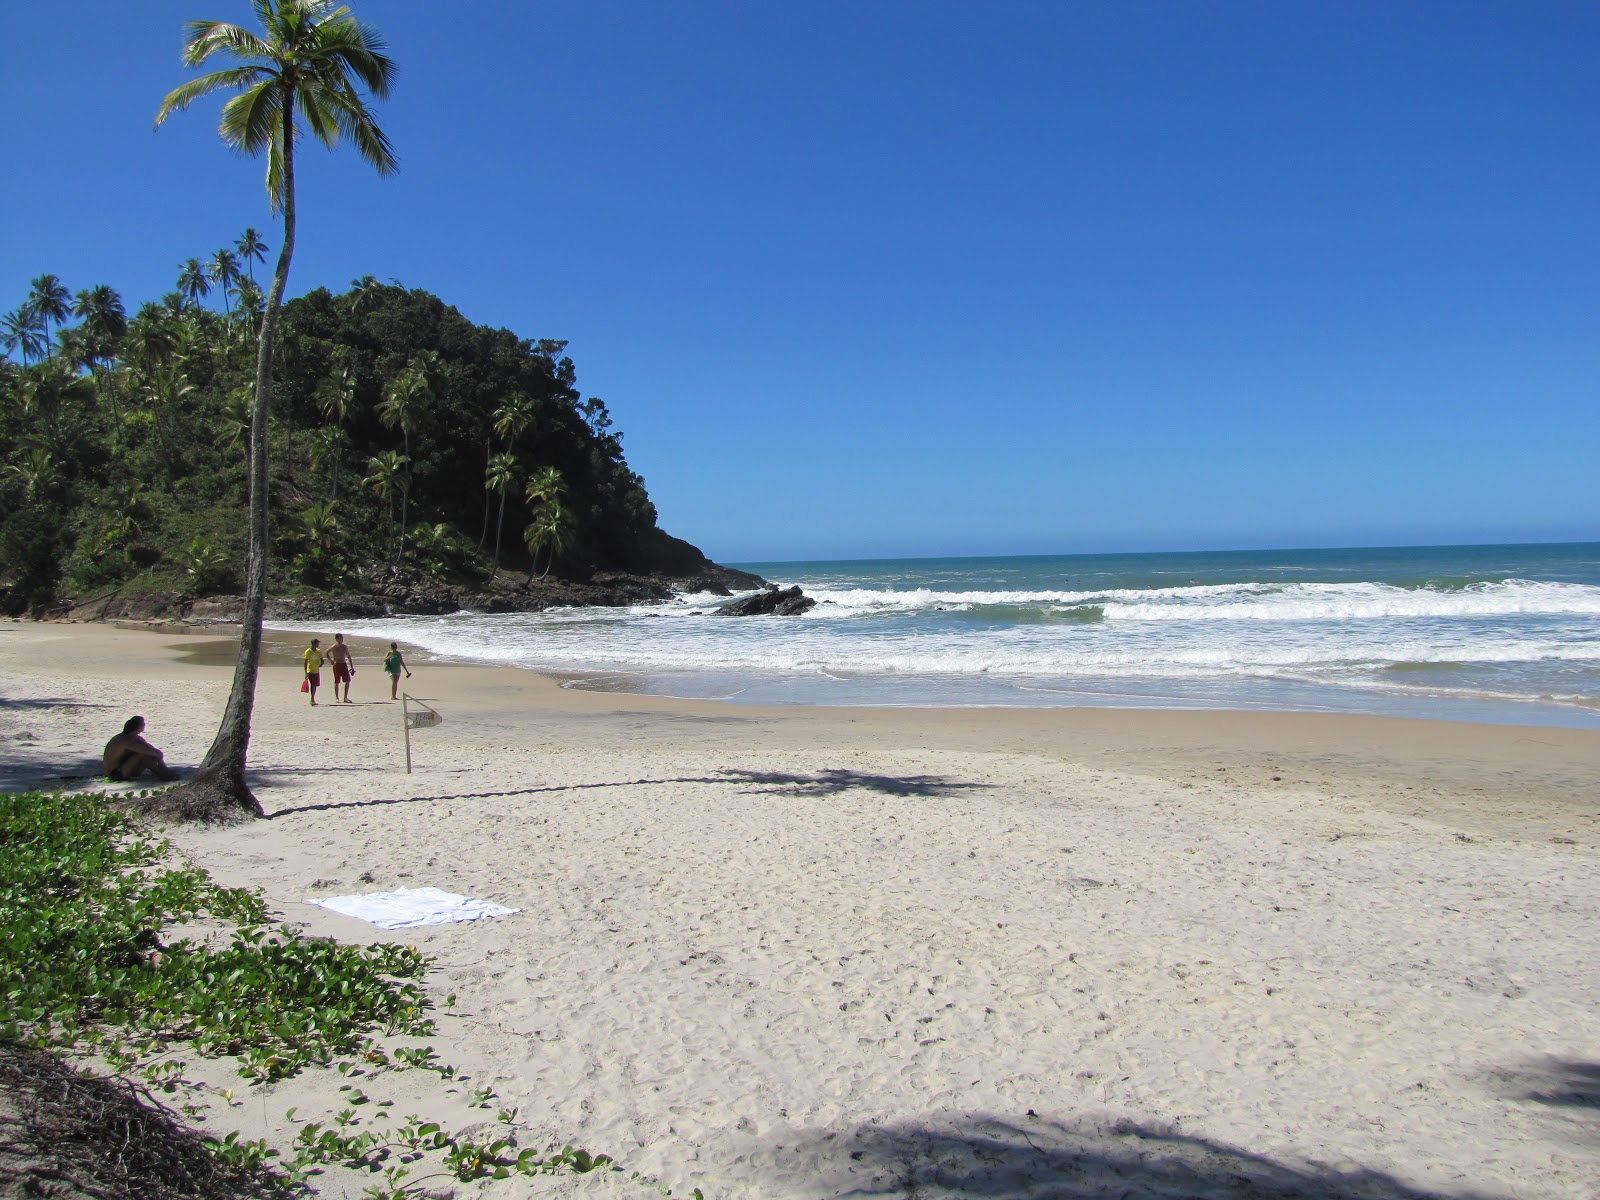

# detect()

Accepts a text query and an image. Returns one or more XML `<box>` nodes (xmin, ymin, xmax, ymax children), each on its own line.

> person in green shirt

<box><xmin>383</xmin><ymin>642</ymin><xmax>412</xmax><ymax>700</ymax></box>
<box><xmin>304</xmin><ymin>638</ymin><xmax>324</xmax><ymax>706</ymax></box>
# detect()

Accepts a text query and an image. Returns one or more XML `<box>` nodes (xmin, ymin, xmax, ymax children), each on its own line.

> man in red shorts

<box><xmin>327</xmin><ymin>632</ymin><xmax>356</xmax><ymax>704</ymax></box>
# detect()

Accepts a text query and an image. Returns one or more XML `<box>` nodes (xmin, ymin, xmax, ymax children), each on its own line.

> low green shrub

<box><xmin>0</xmin><ymin>790</ymin><xmax>631</xmax><ymax>1197</ymax></box>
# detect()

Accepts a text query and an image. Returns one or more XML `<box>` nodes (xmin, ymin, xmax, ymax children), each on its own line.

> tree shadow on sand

<box><xmin>268</xmin><ymin>767</ymin><xmax>989</xmax><ymax>818</ymax></box>
<box><xmin>784</xmin><ymin>1113</ymin><xmax>1482</xmax><ymax>1199</ymax></box>
<box><xmin>1483</xmin><ymin>1056</ymin><xmax>1600</xmax><ymax>1148</ymax></box>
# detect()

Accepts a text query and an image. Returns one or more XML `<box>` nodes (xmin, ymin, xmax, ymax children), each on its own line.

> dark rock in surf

<box><xmin>716</xmin><ymin>585</ymin><xmax>816</xmax><ymax>617</ymax></box>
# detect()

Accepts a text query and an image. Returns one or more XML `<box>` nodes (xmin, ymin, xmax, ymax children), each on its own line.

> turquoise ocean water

<box><xmin>277</xmin><ymin>542</ymin><xmax>1600</xmax><ymax>728</ymax></box>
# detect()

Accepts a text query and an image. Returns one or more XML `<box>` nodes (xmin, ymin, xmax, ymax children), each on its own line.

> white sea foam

<box><xmin>270</xmin><ymin>558</ymin><xmax>1600</xmax><ymax>724</ymax></box>
<box><xmin>789</xmin><ymin>579</ymin><xmax>1600</xmax><ymax>622</ymax></box>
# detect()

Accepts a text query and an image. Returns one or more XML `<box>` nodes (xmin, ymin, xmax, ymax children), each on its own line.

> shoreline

<box><xmin>2</xmin><ymin>620</ymin><xmax>1598</xmax><ymax>1197</ymax></box>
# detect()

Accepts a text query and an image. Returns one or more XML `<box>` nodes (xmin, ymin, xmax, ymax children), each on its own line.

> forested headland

<box><xmin>0</xmin><ymin>256</ymin><xmax>757</xmax><ymax>620</ymax></box>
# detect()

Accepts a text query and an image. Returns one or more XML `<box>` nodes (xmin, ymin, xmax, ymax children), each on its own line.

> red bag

<box><xmin>300</xmin><ymin>678</ymin><xmax>310</xmax><ymax>693</ymax></box>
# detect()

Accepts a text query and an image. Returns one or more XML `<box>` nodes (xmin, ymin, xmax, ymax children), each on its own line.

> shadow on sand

<box><xmin>268</xmin><ymin>766</ymin><xmax>990</xmax><ymax>818</ymax></box>
<box><xmin>786</xmin><ymin>1113</ymin><xmax>1477</xmax><ymax>1199</ymax></box>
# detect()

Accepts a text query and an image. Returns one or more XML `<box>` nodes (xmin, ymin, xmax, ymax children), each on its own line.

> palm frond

<box><xmin>180</xmin><ymin>20</ymin><xmax>274</xmax><ymax>68</ymax></box>
<box><xmin>155</xmin><ymin>67</ymin><xmax>268</xmax><ymax>125</ymax></box>
<box><xmin>219</xmin><ymin>79</ymin><xmax>284</xmax><ymax>159</ymax></box>
<box><xmin>316</xmin><ymin>85</ymin><xmax>397</xmax><ymax>174</ymax></box>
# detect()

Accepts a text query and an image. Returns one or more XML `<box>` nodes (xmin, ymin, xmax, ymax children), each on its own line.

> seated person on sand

<box><xmin>103</xmin><ymin>716</ymin><xmax>179</xmax><ymax>782</ymax></box>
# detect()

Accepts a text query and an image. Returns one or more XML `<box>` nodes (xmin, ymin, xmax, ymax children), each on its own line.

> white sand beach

<box><xmin>2</xmin><ymin>619</ymin><xmax>1597</xmax><ymax>1199</ymax></box>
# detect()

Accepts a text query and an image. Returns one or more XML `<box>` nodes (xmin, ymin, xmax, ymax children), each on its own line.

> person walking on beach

<box><xmin>304</xmin><ymin>637</ymin><xmax>324</xmax><ymax>706</ymax></box>
<box><xmin>383</xmin><ymin>641</ymin><xmax>411</xmax><ymax>700</ymax></box>
<box><xmin>327</xmin><ymin>633</ymin><xmax>356</xmax><ymax>704</ymax></box>
<box><xmin>103</xmin><ymin>716</ymin><xmax>179</xmax><ymax>781</ymax></box>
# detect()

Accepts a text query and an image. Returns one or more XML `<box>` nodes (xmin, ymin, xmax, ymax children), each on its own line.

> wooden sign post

<box><xmin>400</xmin><ymin>693</ymin><xmax>443</xmax><ymax>773</ymax></box>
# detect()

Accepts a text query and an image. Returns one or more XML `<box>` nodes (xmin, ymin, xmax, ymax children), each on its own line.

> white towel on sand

<box><xmin>307</xmin><ymin>887</ymin><xmax>519</xmax><ymax>929</ymax></box>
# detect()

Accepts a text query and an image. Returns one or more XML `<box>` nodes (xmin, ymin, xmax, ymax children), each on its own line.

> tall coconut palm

<box><xmin>484</xmin><ymin>452</ymin><xmax>517</xmax><ymax>579</ymax></box>
<box><xmin>376</xmin><ymin>362</ymin><xmax>428</xmax><ymax>553</ymax></box>
<box><xmin>26</xmin><ymin>275</ymin><xmax>71</xmax><ymax>356</ymax></box>
<box><xmin>362</xmin><ymin>449</ymin><xmax>409</xmax><ymax>558</ymax></box>
<box><xmin>176</xmin><ymin>258</ymin><xmax>213</xmax><ymax>312</ymax></box>
<box><xmin>482</xmin><ymin>390</ymin><xmax>533</xmax><ymax>547</ymax></box>
<box><xmin>316</xmin><ymin>360</ymin><xmax>356</xmax><ymax>501</ymax></box>
<box><xmin>236</xmin><ymin>226</ymin><xmax>269</xmax><ymax>282</ymax></box>
<box><xmin>155</xmin><ymin>0</ymin><xmax>397</xmax><ymax>820</ymax></box>
<box><xmin>346</xmin><ymin>273</ymin><xmax>382</xmax><ymax>315</ymax></box>
<box><xmin>71</xmin><ymin>285</ymin><xmax>128</xmax><ymax>368</ymax></box>
<box><xmin>524</xmin><ymin>500</ymin><xmax>576</xmax><ymax>582</ymax></box>
<box><xmin>209</xmin><ymin>248</ymin><xmax>243</xmax><ymax>317</ymax></box>
<box><xmin>524</xmin><ymin>463</ymin><xmax>566</xmax><ymax>508</ymax></box>
<box><xmin>1</xmin><ymin>308</ymin><xmax>46</xmax><ymax>366</ymax></box>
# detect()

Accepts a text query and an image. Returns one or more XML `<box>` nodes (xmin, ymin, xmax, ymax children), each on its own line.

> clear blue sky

<box><xmin>3</xmin><ymin>2</ymin><xmax>1596</xmax><ymax>562</ymax></box>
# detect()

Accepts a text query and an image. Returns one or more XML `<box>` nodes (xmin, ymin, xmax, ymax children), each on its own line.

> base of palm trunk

<box><xmin>129</xmin><ymin>769</ymin><xmax>264</xmax><ymax>824</ymax></box>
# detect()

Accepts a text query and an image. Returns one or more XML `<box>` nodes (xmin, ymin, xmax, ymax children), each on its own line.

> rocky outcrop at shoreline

<box><xmin>715</xmin><ymin>584</ymin><xmax>816</xmax><ymax>616</ymax></box>
<box><xmin>51</xmin><ymin>563</ymin><xmax>768</xmax><ymax>627</ymax></box>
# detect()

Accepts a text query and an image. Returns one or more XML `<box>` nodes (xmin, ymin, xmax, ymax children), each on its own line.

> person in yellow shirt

<box><xmin>304</xmin><ymin>637</ymin><xmax>324</xmax><ymax>706</ymax></box>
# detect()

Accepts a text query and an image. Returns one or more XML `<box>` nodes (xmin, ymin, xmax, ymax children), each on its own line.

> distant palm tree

<box><xmin>233</xmin><ymin>278</ymin><xmax>264</xmax><ymax>331</ymax></box>
<box><xmin>3</xmin><ymin>448</ymin><xmax>56</xmax><ymax>502</ymax></box>
<box><xmin>484</xmin><ymin>452</ymin><xmax>518</xmax><ymax>579</ymax></box>
<box><xmin>316</xmin><ymin>361</ymin><xmax>357</xmax><ymax>501</ymax></box>
<box><xmin>208</xmin><ymin>248</ymin><xmax>242</xmax><ymax>317</ymax></box>
<box><xmin>377</xmin><ymin>362</ymin><xmax>429</xmax><ymax>551</ymax></box>
<box><xmin>215</xmin><ymin>387</ymin><xmax>252</xmax><ymax>452</ymax></box>
<box><xmin>308</xmin><ymin>423</ymin><xmax>346</xmax><ymax>496</ymax></box>
<box><xmin>1</xmin><ymin>308</ymin><xmax>46</xmax><ymax>365</ymax></box>
<box><xmin>155</xmin><ymin>0</ymin><xmax>396</xmax><ymax>820</ymax></box>
<box><xmin>482</xmin><ymin>391</ymin><xmax>534</xmax><ymax>546</ymax></box>
<box><xmin>362</xmin><ymin>449</ymin><xmax>410</xmax><ymax>560</ymax></box>
<box><xmin>26</xmin><ymin>275</ymin><xmax>71</xmax><ymax>356</ymax></box>
<box><xmin>524</xmin><ymin>463</ymin><xmax>566</xmax><ymax>508</ymax></box>
<box><xmin>346</xmin><ymin>273</ymin><xmax>382</xmax><ymax>315</ymax></box>
<box><xmin>176</xmin><ymin>258</ymin><xmax>212</xmax><ymax>311</ymax></box>
<box><xmin>235</xmin><ymin>227</ymin><xmax>268</xmax><ymax>282</ymax></box>
<box><xmin>70</xmin><ymin>285</ymin><xmax>127</xmax><ymax>367</ymax></box>
<box><xmin>524</xmin><ymin>500</ymin><xmax>576</xmax><ymax>582</ymax></box>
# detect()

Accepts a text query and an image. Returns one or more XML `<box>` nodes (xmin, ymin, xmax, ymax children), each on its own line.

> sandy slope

<box><xmin>1</xmin><ymin>619</ymin><xmax>1597</xmax><ymax>1199</ymax></box>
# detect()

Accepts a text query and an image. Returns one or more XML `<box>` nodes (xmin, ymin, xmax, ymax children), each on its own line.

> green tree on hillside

<box><xmin>484</xmin><ymin>451</ymin><xmax>517</xmax><ymax>579</ymax></box>
<box><xmin>377</xmin><ymin>357</ymin><xmax>429</xmax><ymax>553</ymax></box>
<box><xmin>154</xmin><ymin>0</ymin><xmax>397</xmax><ymax>821</ymax></box>
<box><xmin>26</xmin><ymin>275</ymin><xmax>71</xmax><ymax>355</ymax></box>
<box><xmin>235</xmin><ymin>227</ymin><xmax>268</xmax><ymax>282</ymax></box>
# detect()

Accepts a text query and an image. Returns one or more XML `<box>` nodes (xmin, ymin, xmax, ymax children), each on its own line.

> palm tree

<box><xmin>71</xmin><ymin>285</ymin><xmax>127</xmax><ymax>367</ymax></box>
<box><xmin>209</xmin><ymin>248</ymin><xmax>242</xmax><ymax>317</ymax></box>
<box><xmin>176</xmin><ymin>258</ymin><xmax>212</xmax><ymax>311</ymax></box>
<box><xmin>362</xmin><ymin>450</ymin><xmax>409</xmax><ymax>559</ymax></box>
<box><xmin>481</xmin><ymin>390</ymin><xmax>534</xmax><ymax>547</ymax></box>
<box><xmin>376</xmin><ymin>361</ymin><xmax>428</xmax><ymax>552</ymax></box>
<box><xmin>308</xmin><ymin>423</ymin><xmax>346</xmax><ymax>495</ymax></box>
<box><xmin>524</xmin><ymin>500</ymin><xmax>576</xmax><ymax>582</ymax></box>
<box><xmin>2</xmin><ymin>448</ymin><xmax>56</xmax><ymax>502</ymax></box>
<box><xmin>346</xmin><ymin>273</ymin><xmax>382</xmax><ymax>315</ymax></box>
<box><xmin>233</xmin><ymin>277</ymin><xmax>265</xmax><ymax>334</ymax></box>
<box><xmin>235</xmin><ymin>227</ymin><xmax>268</xmax><ymax>282</ymax></box>
<box><xmin>26</xmin><ymin>275</ymin><xmax>71</xmax><ymax>356</ymax></box>
<box><xmin>524</xmin><ymin>463</ymin><xmax>566</xmax><ymax>508</ymax></box>
<box><xmin>315</xmin><ymin>360</ymin><xmax>356</xmax><ymax>501</ymax></box>
<box><xmin>484</xmin><ymin>452</ymin><xmax>517</xmax><ymax>579</ymax></box>
<box><xmin>155</xmin><ymin>0</ymin><xmax>397</xmax><ymax>820</ymax></box>
<box><xmin>2</xmin><ymin>308</ymin><xmax>46</xmax><ymax>365</ymax></box>
<box><xmin>214</xmin><ymin>386</ymin><xmax>252</xmax><ymax>452</ymax></box>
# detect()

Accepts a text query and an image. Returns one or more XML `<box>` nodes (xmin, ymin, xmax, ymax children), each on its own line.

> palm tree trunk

<box><xmin>478</xmin><ymin>438</ymin><xmax>492</xmax><ymax>551</ymax></box>
<box><xmin>396</xmin><ymin>429</ymin><xmax>410</xmax><ymax>562</ymax></box>
<box><xmin>491</xmin><ymin>491</ymin><xmax>505</xmax><ymax>579</ymax></box>
<box><xmin>153</xmin><ymin>100</ymin><xmax>302</xmax><ymax>823</ymax></box>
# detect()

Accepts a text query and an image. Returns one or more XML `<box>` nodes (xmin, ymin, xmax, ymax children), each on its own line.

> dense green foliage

<box><xmin>0</xmin><ymin>787</ymin><xmax>434</xmax><ymax>1075</ymax></box>
<box><xmin>0</xmin><ymin>788</ymin><xmax>630</xmax><ymax>1196</ymax></box>
<box><xmin>0</xmin><ymin>260</ymin><xmax>668</xmax><ymax>614</ymax></box>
